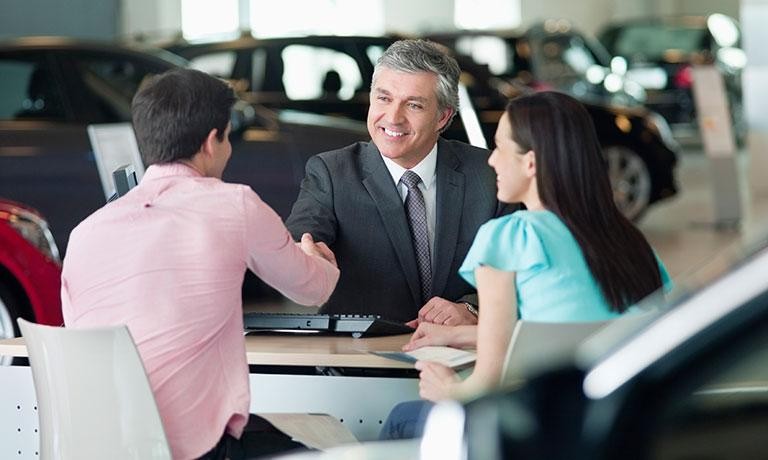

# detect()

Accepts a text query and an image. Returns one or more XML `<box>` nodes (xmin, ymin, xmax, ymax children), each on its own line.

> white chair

<box><xmin>18</xmin><ymin>319</ymin><xmax>171</xmax><ymax>460</ymax></box>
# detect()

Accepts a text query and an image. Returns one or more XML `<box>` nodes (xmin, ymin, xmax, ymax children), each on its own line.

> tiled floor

<box><xmin>639</xmin><ymin>148</ymin><xmax>768</xmax><ymax>279</ymax></box>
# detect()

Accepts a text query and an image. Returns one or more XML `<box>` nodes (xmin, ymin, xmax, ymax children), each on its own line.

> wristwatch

<box><xmin>462</xmin><ymin>301</ymin><xmax>479</xmax><ymax>317</ymax></box>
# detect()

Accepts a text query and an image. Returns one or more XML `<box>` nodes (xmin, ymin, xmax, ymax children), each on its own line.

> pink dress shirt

<box><xmin>61</xmin><ymin>163</ymin><xmax>339</xmax><ymax>459</ymax></box>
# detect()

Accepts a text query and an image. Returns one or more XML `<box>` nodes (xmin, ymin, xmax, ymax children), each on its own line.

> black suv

<box><xmin>598</xmin><ymin>14</ymin><xmax>745</xmax><ymax>140</ymax></box>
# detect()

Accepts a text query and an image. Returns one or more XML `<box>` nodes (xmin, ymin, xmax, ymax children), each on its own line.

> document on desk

<box><xmin>371</xmin><ymin>346</ymin><xmax>477</xmax><ymax>369</ymax></box>
<box><xmin>257</xmin><ymin>413</ymin><xmax>358</xmax><ymax>450</ymax></box>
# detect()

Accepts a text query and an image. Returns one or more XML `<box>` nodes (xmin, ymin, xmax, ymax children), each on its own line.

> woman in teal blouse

<box><xmin>408</xmin><ymin>91</ymin><xmax>670</xmax><ymax>403</ymax></box>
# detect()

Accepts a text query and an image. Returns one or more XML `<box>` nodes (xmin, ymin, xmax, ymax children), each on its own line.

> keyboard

<box><xmin>243</xmin><ymin>312</ymin><xmax>414</xmax><ymax>338</ymax></box>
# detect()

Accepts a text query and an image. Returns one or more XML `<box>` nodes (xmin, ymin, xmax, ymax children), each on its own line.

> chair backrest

<box><xmin>501</xmin><ymin>320</ymin><xmax>611</xmax><ymax>384</ymax></box>
<box><xmin>18</xmin><ymin>319</ymin><xmax>171</xmax><ymax>460</ymax></box>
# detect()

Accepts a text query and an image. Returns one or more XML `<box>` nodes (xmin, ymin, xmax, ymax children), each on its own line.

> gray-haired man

<box><xmin>286</xmin><ymin>39</ymin><xmax>514</xmax><ymax>325</ymax></box>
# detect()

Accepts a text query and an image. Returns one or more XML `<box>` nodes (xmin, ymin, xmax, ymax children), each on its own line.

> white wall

<box><xmin>120</xmin><ymin>0</ymin><xmax>182</xmax><ymax>42</ymax></box>
<box><xmin>383</xmin><ymin>0</ymin><xmax>456</xmax><ymax>35</ymax></box>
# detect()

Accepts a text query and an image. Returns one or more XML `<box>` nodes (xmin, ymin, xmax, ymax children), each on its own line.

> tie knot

<box><xmin>400</xmin><ymin>170</ymin><xmax>422</xmax><ymax>190</ymax></box>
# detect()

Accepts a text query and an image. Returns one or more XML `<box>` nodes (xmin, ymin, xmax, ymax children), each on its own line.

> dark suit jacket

<box><xmin>285</xmin><ymin>138</ymin><xmax>514</xmax><ymax>322</ymax></box>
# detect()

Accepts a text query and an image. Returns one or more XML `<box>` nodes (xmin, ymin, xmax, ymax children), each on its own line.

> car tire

<box><xmin>603</xmin><ymin>145</ymin><xmax>652</xmax><ymax>222</ymax></box>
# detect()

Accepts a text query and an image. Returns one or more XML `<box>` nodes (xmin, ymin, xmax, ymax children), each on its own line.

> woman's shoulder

<box><xmin>479</xmin><ymin>210</ymin><xmax>558</xmax><ymax>235</ymax></box>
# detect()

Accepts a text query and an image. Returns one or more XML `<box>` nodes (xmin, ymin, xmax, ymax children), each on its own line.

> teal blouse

<box><xmin>458</xmin><ymin>210</ymin><xmax>671</xmax><ymax>322</ymax></box>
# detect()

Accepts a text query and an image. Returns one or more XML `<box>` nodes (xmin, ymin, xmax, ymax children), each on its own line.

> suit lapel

<box><xmin>360</xmin><ymin>143</ymin><xmax>422</xmax><ymax>307</ymax></box>
<box><xmin>432</xmin><ymin>139</ymin><xmax>465</xmax><ymax>297</ymax></box>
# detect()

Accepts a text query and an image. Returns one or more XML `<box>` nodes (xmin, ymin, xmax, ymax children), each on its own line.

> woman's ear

<box><xmin>524</xmin><ymin>150</ymin><xmax>537</xmax><ymax>178</ymax></box>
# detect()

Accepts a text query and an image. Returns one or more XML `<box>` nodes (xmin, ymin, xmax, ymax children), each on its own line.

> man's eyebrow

<box><xmin>373</xmin><ymin>87</ymin><xmax>391</xmax><ymax>96</ymax></box>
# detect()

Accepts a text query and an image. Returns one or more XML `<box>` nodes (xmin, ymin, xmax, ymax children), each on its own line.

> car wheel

<box><xmin>604</xmin><ymin>145</ymin><xmax>652</xmax><ymax>221</ymax></box>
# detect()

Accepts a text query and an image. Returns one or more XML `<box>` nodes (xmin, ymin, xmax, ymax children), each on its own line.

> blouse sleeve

<box><xmin>458</xmin><ymin>214</ymin><xmax>549</xmax><ymax>287</ymax></box>
<box><xmin>654</xmin><ymin>252</ymin><xmax>674</xmax><ymax>293</ymax></box>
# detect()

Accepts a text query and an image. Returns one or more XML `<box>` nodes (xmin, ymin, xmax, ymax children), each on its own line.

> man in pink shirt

<box><xmin>61</xmin><ymin>68</ymin><xmax>339</xmax><ymax>459</ymax></box>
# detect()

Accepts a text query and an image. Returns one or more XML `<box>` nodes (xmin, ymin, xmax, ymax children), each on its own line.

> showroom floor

<box><xmin>248</xmin><ymin>147</ymin><xmax>768</xmax><ymax>313</ymax></box>
<box><xmin>639</xmin><ymin>148</ymin><xmax>768</xmax><ymax>279</ymax></box>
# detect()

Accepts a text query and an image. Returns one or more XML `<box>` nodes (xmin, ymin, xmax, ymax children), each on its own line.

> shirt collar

<box><xmin>141</xmin><ymin>162</ymin><xmax>205</xmax><ymax>181</ymax></box>
<box><xmin>380</xmin><ymin>143</ymin><xmax>438</xmax><ymax>190</ymax></box>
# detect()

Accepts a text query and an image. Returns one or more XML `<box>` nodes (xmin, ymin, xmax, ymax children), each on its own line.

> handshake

<box><xmin>298</xmin><ymin>232</ymin><xmax>337</xmax><ymax>268</ymax></box>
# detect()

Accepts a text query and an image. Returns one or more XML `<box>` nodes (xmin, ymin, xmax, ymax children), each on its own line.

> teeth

<box><xmin>383</xmin><ymin>128</ymin><xmax>405</xmax><ymax>137</ymax></box>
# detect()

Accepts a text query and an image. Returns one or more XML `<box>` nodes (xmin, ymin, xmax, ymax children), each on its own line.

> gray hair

<box><xmin>372</xmin><ymin>39</ymin><xmax>460</xmax><ymax>131</ymax></box>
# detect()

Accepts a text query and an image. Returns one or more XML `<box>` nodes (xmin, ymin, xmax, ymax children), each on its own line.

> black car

<box><xmin>427</xmin><ymin>21</ymin><xmax>647</xmax><ymax>109</ymax></box>
<box><xmin>423</xmin><ymin>233</ymin><xmax>768</xmax><ymax>459</ymax></box>
<box><xmin>598</xmin><ymin>14</ymin><xmax>746</xmax><ymax>139</ymax></box>
<box><xmin>166</xmin><ymin>34</ymin><xmax>677</xmax><ymax>220</ymax></box>
<box><xmin>0</xmin><ymin>37</ymin><xmax>368</xmax><ymax>253</ymax></box>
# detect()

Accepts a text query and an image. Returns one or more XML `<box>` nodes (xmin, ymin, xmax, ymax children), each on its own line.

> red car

<box><xmin>0</xmin><ymin>198</ymin><xmax>62</xmax><ymax>348</ymax></box>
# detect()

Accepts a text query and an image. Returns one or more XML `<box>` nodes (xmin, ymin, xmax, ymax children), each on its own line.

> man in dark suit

<box><xmin>286</xmin><ymin>39</ymin><xmax>513</xmax><ymax>325</ymax></box>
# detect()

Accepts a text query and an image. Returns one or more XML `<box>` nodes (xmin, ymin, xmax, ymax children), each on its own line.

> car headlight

<box><xmin>0</xmin><ymin>205</ymin><xmax>60</xmax><ymax>263</ymax></box>
<box><xmin>645</xmin><ymin>111</ymin><xmax>679</xmax><ymax>152</ymax></box>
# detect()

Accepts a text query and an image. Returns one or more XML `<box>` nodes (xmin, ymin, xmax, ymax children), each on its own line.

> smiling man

<box><xmin>286</xmin><ymin>39</ymin><xmax>513</xmax><ymax>325</ymax></box>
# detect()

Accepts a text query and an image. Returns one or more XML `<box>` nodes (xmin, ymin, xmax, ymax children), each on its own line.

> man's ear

<box><xmin>200</xmin><ymin>128</ymin><xmax>219</xmax><ymax>158</ymax></box>
<box><xmin>436</xmin><ymin>108</ymin><xmax>453</xmax><ymax>132</ymax></box>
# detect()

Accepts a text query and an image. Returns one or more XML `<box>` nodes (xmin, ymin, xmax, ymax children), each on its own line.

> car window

<box><xmin>280</xmin><ymin>45</ymin><xmax>363</xmax><ymax>101</ymax></box>
<box><xmin>365</xmin><ymin>45</ymin><xmax>385</xmax><ymax>68</ymax></box>
<box><xmin>71</xmin><ymin>54</ymin><xmax>160</xmax><ymax>123</ymax></box>
<box><xmin>535</xmin><ymin>35</ymin><xmax>600</xmax><ymax>82</ymax></box>
<box><xmin>453</xmin><ymin>36</ymin><xmax>511</xmax><ymax>77</ymax></box>
<box><xmin>613</xmin><ymin>25</ymin><xmax>707</xmax><ymax>61</ymax></box>
<box><xmin>0</xmin><ymin>56</ymin><xmax>66</xmax><ymax>121</ymax></box>
<box><xmin>188</xmin><ymin>51</ymin><xmax>237</xmax><ymax>78</ymax></box>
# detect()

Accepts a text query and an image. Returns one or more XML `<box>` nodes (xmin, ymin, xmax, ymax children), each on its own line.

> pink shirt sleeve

<box><xmin>241</xmin><ymin>187</ymin><xmax>339</xmax><ymax>306</ymax></box>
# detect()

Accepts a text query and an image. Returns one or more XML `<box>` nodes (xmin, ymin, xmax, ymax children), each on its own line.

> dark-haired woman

<box><xmin>381</xmin><ymin>91</ymin><xmax>670</xmax><ymax>438</ymax></box>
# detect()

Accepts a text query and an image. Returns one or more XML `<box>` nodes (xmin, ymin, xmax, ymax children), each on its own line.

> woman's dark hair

<box><xmin>131</xmin><ymin>68</ymin><xmax>236</xmax><ymax>165</ymax></box>
<box><xmin>505</xmin><ymin>91</ymin><xmax>662</xmax><ymax>311</ymax></box>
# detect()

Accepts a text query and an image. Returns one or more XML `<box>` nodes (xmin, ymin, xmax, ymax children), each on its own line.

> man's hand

<box><xmin>299</xmin><ymin>233</ymin><xmax>337</xmax><ymax>267</ymax></box>
<box><xmin>415</xmin><ymin>297</ymin><xmax>478</xmax><ymax>326</ymax></box>
<box><xmin>403</xmin><ymin>322</ymin><xmax>455</xmax><ymax>351</ymax></box>
<box><xmin>415</xmin><ymin>361</ymin><xmax>460</xmax><ymax>402</ymax></box>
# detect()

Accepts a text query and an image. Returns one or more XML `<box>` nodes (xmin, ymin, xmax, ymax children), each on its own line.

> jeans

<box><xmin>379</xmin><ymin>400</ymin><xmax>435</xmax><ymax>440</ymax></box>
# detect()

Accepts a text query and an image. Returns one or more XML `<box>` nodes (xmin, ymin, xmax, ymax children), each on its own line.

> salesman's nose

<box><xmin>385</xmin><ymin>103</ymin><xmax>406</xmax><ymax>124</ymax></box>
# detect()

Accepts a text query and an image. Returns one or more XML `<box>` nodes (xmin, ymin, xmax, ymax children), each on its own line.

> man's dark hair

<box><xmin>505</xmin><ymin>91</ymin><xmax>662</xmax><ymax>312</ymax></box>
<box><xmin>131</xmin><ymin>68</ymin><xmax>237</xmax><ymax>165</ymax></box>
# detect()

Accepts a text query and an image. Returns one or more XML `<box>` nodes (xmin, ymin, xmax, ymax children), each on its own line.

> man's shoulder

<box><xmin>313</xmin><ymin>141</ymin><xmax>373</xmax><ymax>163</ymax></box>
<box><xmin>438</xmin><ymin>138</ymin><xmax>491</xmax><ymax>163</ymax></box>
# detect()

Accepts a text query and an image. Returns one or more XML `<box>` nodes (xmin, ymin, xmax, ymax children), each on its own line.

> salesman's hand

<box><xmin>299</xmin><ymin>233</ymin><xmax>337</xmax><ymax>267</ymax></box>
<box><xmin>403</xmin><ymin>322</ymin><xmax>455</xmax><ymax>351</ymax></box>
<box><xmin>416</xmin><ymin>361</ymin><xmax>460</xmax><ymax>402</ymax></box>
<box><xmin>416</xmin><ymin>297</ymin><xmax>478</xmax><ymax>326</ymax></box>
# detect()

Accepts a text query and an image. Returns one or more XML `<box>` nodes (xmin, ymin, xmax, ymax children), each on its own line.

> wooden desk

<box><xmin>0</xmin><ymin>334</ymin><xmax>413</xmax><ymax>368</ymax></box>
<box><xmin>0</xmin><ymin>333</ymin><xmax>419</xmax><ymax>455</ymax></box>
<box><xmin>243</xmin><ymin>334</ymin><xmax>412</xmax><ymax>368</ymax></box>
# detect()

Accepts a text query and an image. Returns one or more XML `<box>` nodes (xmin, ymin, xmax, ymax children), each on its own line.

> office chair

<box><xmin>18</xmin><ymin>319</ymin><xmax>171</xmax><ymax>460</ymax></box>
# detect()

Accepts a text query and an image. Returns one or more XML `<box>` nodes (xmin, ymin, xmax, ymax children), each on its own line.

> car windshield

<box><xmin>612</xmin><ymin>24</ymin><xmax>707</xmax><ymax>61</ymax></box>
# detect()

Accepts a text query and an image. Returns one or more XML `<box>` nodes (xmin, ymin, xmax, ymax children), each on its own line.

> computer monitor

<box><xmin>87</xmin><ymin>123</ymin><xmax>145</xmax><ymax>201</ymax></box>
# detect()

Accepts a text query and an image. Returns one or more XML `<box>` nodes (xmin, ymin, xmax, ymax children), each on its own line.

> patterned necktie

<box><xmin>400</xmin><ymin>170</ymin><xmax>432</xmax><ymax>304</ymax></box>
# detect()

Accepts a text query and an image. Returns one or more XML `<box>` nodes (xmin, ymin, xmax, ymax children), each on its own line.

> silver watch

<box><xmin>462</xmin><ymin>301</ymin><xmax>479</xmax><ymax>317</ymax></box>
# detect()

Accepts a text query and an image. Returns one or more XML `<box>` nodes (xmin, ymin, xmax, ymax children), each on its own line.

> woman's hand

<box><xmin>416</xmin><ymin>361</ymin><xmax>460</xmax><ymax>402</ymax></box>
<box><xmin>403</xmin><ymin>322</ymin><xmax>456</xmax><ymax>351</ymax></box>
